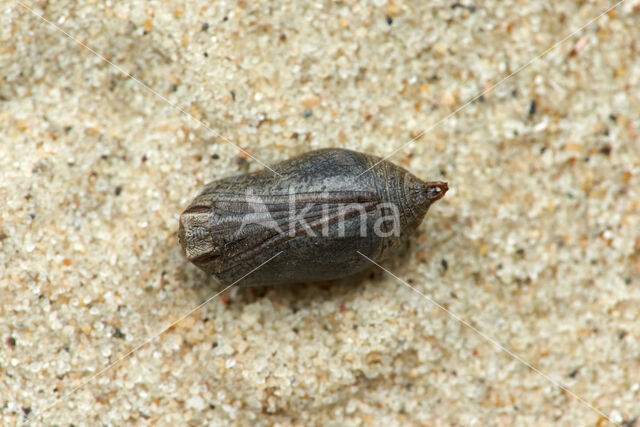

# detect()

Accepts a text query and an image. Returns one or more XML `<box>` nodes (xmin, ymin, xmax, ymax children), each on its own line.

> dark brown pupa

<box><xmin>178</xmin><ymin>148</ymin><xmax>447</xmax><ymax>286</ymax></box>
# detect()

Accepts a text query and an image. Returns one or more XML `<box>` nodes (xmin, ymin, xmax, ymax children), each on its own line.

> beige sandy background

<box><xmin>2</xmin><ymin>0</ymin><xmax>640</xmax><ymax>425</ymax></box>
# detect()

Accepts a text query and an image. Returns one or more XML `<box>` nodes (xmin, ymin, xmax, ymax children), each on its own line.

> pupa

<box><xmin>178</xmin><ymin>148</ymin><xmax>448</xmax><ymax>286</ymax></box>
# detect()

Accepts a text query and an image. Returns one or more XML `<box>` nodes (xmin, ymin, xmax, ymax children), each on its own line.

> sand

<box><xmin>1</xmin><ymin>0</ymin><xmax>639</xmax><ymax>425</ymax></box>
